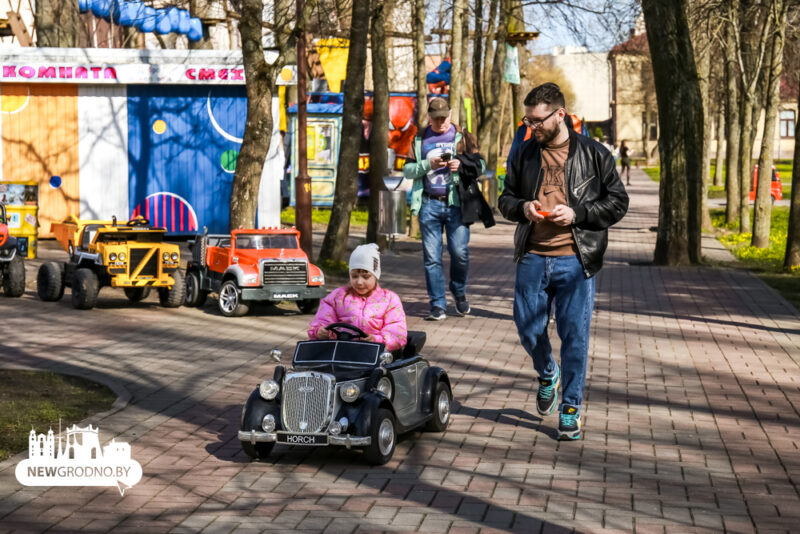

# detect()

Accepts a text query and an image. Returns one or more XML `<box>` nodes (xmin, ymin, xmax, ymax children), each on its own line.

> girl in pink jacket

<box><xmin>308</xmin><ymin>244</ymin><xmax>407</xmax><ymax>351</ymax></box>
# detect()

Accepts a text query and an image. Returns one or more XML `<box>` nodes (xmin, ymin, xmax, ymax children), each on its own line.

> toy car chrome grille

<box><xmin>262</xmin><ymin>261</ymin><xmax>308</xmax><ymax>285</ymax></box>
<box><xmin>281</xmin><ymin>373</ymin><xmax>334</xmax><ymax>433</ymax></box>
<box><xmin>130</xmin><ymin>248</ymin><xmax>159</xmax><ymax>277</ymax></box>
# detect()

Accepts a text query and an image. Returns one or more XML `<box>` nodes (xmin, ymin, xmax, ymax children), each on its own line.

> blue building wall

<box><xmin>127</xmin><ymin>85</ymin><xmax>247</xmax><ymax>234</ymax></box>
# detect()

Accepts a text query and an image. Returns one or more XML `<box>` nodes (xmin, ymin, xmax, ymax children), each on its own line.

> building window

<box><xmin>780</xmin><ymin>110</ymin><xmax>795</xmax><ymax>138</ymax></box>
<box><xmin>643</xmin><ymin>111</ymin><xmax>658</xmax><ymax>141</ymax></box>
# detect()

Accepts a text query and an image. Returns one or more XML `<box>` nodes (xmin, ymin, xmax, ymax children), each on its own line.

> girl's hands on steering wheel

<box><xmin>318</xmin><ymin>325</ymin><xmax>375</xmax><ymax>342</ymax></box>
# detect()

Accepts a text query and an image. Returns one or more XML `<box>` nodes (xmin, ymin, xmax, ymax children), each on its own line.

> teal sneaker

<box><xmin>557</xmin><ymin>405</ymin><xmax>581</xmax><ymax>440</ymax></box>
<box><xmin>536</xmin><ymin>366</ymin><xmax>560</xmax><ymax>416</ymax></box>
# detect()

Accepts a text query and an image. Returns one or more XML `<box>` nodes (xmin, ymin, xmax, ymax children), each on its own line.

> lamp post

<box><xmin>295</xmin><ymin>0</ymin><xmax>312</xmax><ymax>257</ymax></box>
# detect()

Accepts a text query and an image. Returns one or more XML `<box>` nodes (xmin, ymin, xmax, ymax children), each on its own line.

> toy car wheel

<box><xmin>425</xmin><ymin>381</ymin><xmax>452</xmax><ymax>432</ymax></box>
<box><xmin>184</xmin><ymin>270</ymin><xmax>208</xmax><ymax>307</ymax></box>
<box><xmin>2</xmin><ymin>254</ymin><xmax>25</xmax><ymax>297</ymax></box>
<box><xmin>296</xmin><ymin>298</ymin><xmax>320</xmax><ymax>314</ymax></box>
<box><xmin>158</xmin><ymin>269</ymin><xmax>185</xmax><ymax>308</ymax></box>
<box><xmin>241</xmin><ymin>440</ymin><xmax>275</xmax><ymax>460</ymax></box>
<box><xmin>363</xmin><ymin>408</ymin><xmax>396</xmax><ymax>465</ymax></box>
<box><xmin>219</xmin><ymin>280</ymin><xmax>249</xmax><ymax>317</ymax></box>
<box><xmin>124</xmin><ymin>287</ymin><xmax>151</xmax><ymax>303</ymax></box>
<box><xmin>72</xmin><ymin>268</ymin><xmax>99</xmax><ymax>310</ymax></box>
<box><xmin>37</xmin><ymin>262</ymin><xmax>65</xmax><ymax>301</ymax></box>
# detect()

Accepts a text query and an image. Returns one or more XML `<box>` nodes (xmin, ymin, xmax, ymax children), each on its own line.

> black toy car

<box><xmin>238</xmin><ymin>323</ymin><xmax>452</xmax><ymax>465</ymax></box>
<box><xmin>0</xmin><ymin>204</ymin><xmax>25</xmax><ymax>298</ymax></box>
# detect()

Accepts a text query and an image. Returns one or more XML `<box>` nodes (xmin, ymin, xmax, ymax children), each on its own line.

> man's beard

<box><xmin>533</xmin><ymin>123</ymin><xmax>560</xmax><ymax>145</ymax></box>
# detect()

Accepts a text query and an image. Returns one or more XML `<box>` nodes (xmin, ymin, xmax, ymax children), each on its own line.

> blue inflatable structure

<box><xmin>79</xmin><ymin>0</ymin><xmax>203</xmax><ymax>41</ymax></box>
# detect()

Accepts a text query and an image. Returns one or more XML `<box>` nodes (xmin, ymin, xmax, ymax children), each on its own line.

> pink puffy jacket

<box><xmin>307</xmin><ymin>286</ymin><xmax>407</xmax><ymax>351</ymax></box>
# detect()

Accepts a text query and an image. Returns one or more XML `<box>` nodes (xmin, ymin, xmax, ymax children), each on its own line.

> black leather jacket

<box><xmin>498</xmin><ymin>130</ymin><xmax>629</xmax><ymax>278</ymax></box>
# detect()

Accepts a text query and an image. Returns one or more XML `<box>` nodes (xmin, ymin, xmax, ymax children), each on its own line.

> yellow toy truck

<box><xmin>37</xmin><ymin>215</ymin><xmax>185</xmax><ymax>310</ymax></box>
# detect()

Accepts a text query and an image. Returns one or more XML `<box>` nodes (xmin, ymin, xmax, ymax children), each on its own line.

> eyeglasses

<box><xmin>522</xmin><ymin>108</ymin><xmax>561</xmax><ymax>129</ymax></box>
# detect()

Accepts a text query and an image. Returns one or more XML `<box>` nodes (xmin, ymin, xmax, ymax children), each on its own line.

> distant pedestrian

<box><xmin>498</xmin><ymin>82</ymin><xmax>628</xmax><ymax>440</ymax></box>
<box><xmin>619</xmin><ymin>140</ymin><xmax>631</xmax><ymax>186</ymax></box>
<box><xmin>403</xmin><ymin>97</ymin><xmax>471</xmax><ymax>321</ymax></box>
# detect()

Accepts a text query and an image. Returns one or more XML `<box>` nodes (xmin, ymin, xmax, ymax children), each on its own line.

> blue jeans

<box><xmin>419</xmin><ymin>197</ymin><xmax>470</xmax><ymax>310</ymax></box>
<box><xmin>513</xmin><ymin>253</ymin><xmax>595</xmax><ymax>410</ymax></box>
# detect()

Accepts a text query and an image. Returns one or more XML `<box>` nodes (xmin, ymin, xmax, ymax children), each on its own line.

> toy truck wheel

<box><xmin>297</xmin><ymin>298</ymin><xmax>320</xmax><ymax>314</ymax></box>
<box><xmin>184</xmin><ymin>270</ymin><xmax>208</xmax><ymax>307</ymax></box>
<box><xmin>425</xmin><ymin>381</ymin><xmax>452</xmax><ymax>432</ymax></box>
<box><xmin>363</xmin><ymin>408</ymin><xmax>396</xmax><ymax>465</ymax></box>
<box><xmin>37</xmin><ymin>262</ymin><xmax>65</xmax><ymax>301</ymax></box>
<box><xmin>72</xmin><ymin>268</ymin><xmax>99</xmax><ymax>310</ymax></box>
<box><xmin>242</xmin><ymin>440</ymin><xmax>275</xmax><ymax>460</ymax></box>
<box><xmin>2</xmin><ymin>254</ymin><xmax>26</xmax><ymax>297</ymax></box>
<box><xmin>218</xmin><ymin>280</ymin><xmax>249</xmax><ymax>317</ymax></box>
<box><xmin>124</xmin><ymin>287</ymin><xmax>151</xmax><ymax>303</ymax></box>
<box><xmin>158</xmin><ymin>268</ymin><xmax>185</xmax><ymax>308</ymax></box>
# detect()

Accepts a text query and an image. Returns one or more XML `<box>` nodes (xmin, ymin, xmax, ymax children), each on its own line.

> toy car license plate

<box><xmin>276</xmin><ymin>432</ymin><xmax>328</xmax><ymax>446</ymax></box>
<box><xmin>272</xmin><ymin>292</ymin><xmax>299</xmax><ymax>299</ymax></box>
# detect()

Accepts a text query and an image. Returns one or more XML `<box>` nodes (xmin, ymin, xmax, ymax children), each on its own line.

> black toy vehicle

<box><xmin>238</xmin><ymin>323</ymin><xmax>452</xmax><ymax>465</ymax></box>
<box><xmin>0</xmin><ymin>204</ymin><xmax>25</xmax><ymax>297</ymax></box>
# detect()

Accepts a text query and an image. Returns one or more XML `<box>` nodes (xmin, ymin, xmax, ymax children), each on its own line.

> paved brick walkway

<box><xmin>1</xmin><ymin>168</ymin><xmax>798</xmax><ymax>533</ymax></box>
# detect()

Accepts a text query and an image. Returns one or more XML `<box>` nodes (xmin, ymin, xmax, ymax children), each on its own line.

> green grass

<box><xmin>0</xmin><ymin>370</ymin><xmax>116</xmax><ymax>461</ymax></box>
<box><xmin>710</xmin><ymin>206</ymin><xmax>800</xmax><ymax>312</ymax></box>
<box><xmin>281</xmin><ymin>206</ymin><xmax>370</xmax><ymax>227</ymax></box>
<box><xmin>643</xmin><ymin>167</ymin><xmax>661</xmax><ymax>182</ymax></box>
<box><xmin>645</xmin><ymin>163</ymin><xmax>793</xmax><ymax>197</ymax></box>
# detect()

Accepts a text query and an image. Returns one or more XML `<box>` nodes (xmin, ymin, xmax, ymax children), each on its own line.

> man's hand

<box><xmin>524</xmin><ymin>200</ymin><xmax>546</xmax><ymax>222</ymax></box>
<box><xmin>430</xmin><ymin>156</ymin><xmax>447</xmax><ymax>170</ymax></box>
<box><xmin>549</xmin><ymin>204</ymin><xmax>576</xmax><ymax>226</ymax></box>
<box><xmin>447</xmin><ymin>159</ymin><xmax>461</xmax><ymax>172</ymax></box>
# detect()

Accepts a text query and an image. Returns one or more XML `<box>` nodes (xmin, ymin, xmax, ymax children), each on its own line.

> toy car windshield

<box><xmin>235</xmin><ymin>234</ymin><xmax>298</xmax><ymax>250</ymax></box>
<box><xmin>293</xmin><ymin>340</ymin><xmax>381</xmax><ymax>366</ymax></box>
<box><xmin>97</xmin><ymin>232</ymin><xmax>164</xmax><ymax>243</ymax></box>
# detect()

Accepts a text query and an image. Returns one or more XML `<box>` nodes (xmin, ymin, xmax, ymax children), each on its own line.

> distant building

<box><xmin>545</xmin><ymin>46</ymin><xmax>611</xmax><ymax>125</ymax></box>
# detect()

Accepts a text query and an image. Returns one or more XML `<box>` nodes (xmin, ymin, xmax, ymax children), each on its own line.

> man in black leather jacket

<box><xmin>499</xmin><ymin>83</ymin><xmax>628</xmax><ymax>440</ymax></box>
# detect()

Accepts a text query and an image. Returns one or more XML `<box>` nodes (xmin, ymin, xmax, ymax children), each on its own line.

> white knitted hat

<box><xmin>349</xmin><ymin>243</ymin><xmax>381</xmax><ymax>279</ymax></box>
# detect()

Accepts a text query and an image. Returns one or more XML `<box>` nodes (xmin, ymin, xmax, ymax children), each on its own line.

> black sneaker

<box><xmin>536</xmin><ymin>366</ymin><xmax>560</xmax><ymax>416</ymax></box>
<box><xmin>454</xmin><ymin>297</ymin><xmax>471</xmax><ymax>316</ymax></box>
<box><xmin>425</xmin><ymin>307</ymin><xmax>446</xmax><ymax>321</ymax></box>
<box><xmin>557</xmin><ymin>405</ymin><xmax>581</xmax><ymax>440</ymax></box>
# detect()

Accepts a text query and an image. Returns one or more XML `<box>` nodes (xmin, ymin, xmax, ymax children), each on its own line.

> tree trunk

<box><xmin>230</xmin><ymin>0</ymin><xmax>281</xmax><ymax>229</ymax></box>
<box><xmin>714</xmin><ymin>106</ymin><xmax>725</xmax><ymax>187</ymax></box>
<box><xmin>472</xmin><ymin>0</ymin><xmax>484</xmax><ymax>129</ymax></box>
<box><xmin>737</xmin><ymin>90</ymin><xmax>756</xmax><ymax>233</ymax></box>
<box><xmin>643</xmin><ymin>0</ymin><xmax>704</xmax><ymax>266</ymax></box>
<box><xmin>784</xmin><ymin>87</ymin><xmax>800</xmax><ymax>270</ymax></box>
<box><xmin>449</xmin><ymin>0</ymin><xmax>467</xmax><ymax>125</ymax></box>
<box><xmin>724</xmin><ymin>21</ymin><xmax>741</xmax><ymax>225</ymax></box>
<box><xmin>413</xmin><ymin>0</ymin><xmax>427</xmax><ymax>129</ymax></box>
<box><xmin>318</xmin><ymin>0</ymin><xmax>370</xmax><ymax>263</ymax></box>
<box><xmin>752</xmin><ymin>2</ymin><xmax>786</xmax><ymax>248</ymax></box>
<box><xmin>479</xmin><ymin>0</ymin><xmax>508</xmax><ymax>174</ymax></box>
<box><xmin>696</xmin><ymin>43</ymin><xmax>713</xmax><ymax>231</ymax></box>
<box><xmin>36</xmin><ymin>0</ymin><xmax>80</xmax><ymax>46</ymax></box>
<box><xmin>367</xmin><ymin>0</ymin><xmax>389</xmax><ymax>245</ymax></box>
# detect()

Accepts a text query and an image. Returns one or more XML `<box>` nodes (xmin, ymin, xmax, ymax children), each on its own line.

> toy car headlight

<box><xmin>311</xmin><ymin>274</ymin><xmax>325</xmax><ymax>284</ymax></box>
<box><xmin>243</xmin><ymin>273</ymin><xmax>258</xmax><ymax>284</ymax></box>
<box><xmin>380</xmin><ymin>352</ymin><xmax>393</xmax><ymax>366</ymax></box>
<box><xmin>259</xmin><ymin>380</ymin><xmax>279</xmax><ymax>400</ymax></box>
<box><xmin>162</xmin><ymin>252</ymin><xmax>169</xmax><ymax>261</ymax></box>
<box><xmin>261</xmin><ymin>414</ymin><xmax>276</xmax><ymax>432</ymax></box>
<box><xmin>118</xmin><ymin>252</ymin><xmax>126</xmax><ymax>261</ymax></box>
<box><xmin>339</xmin><ymin>383</ymin><xmax>360</xmax><ymax>403</ymax></box>
<box><xmin>109</xmin><ymin>252</ymin><xmax>117</xmax><ymax>261</ymax></box>
<box><xmin>171</xmin><ymin>252</ymin><xmax>179</xmax><ymax>261</ymax></box>
<box><xmin>376</xmin><ymin>377</ymin><xmax>393</xmax><ymax>399</ymax></box>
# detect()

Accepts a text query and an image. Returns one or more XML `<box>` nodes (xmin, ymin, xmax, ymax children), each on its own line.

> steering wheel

<box><xmin>126</xmin><ymin>217</ymin><xmax>151</xmax><ymax>227</ymax></box>
<box><xmin>326</xmin><ymin>322</ymin><xmax>368</xmax><ymax>341</ymax></box>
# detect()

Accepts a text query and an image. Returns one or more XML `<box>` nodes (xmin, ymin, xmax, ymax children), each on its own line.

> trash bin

<box><xmin>0</xmin><ymin>181</ymin><xmax>38</xmax><ymax>258</ymax></box>
<box><xmin>378</xmin><ymin>189</ymin><xmax>407</xmax><ymax>236</ymax></box>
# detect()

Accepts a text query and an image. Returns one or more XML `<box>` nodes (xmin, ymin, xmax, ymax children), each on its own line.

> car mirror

<box><xmin>270</xmin><ymin>349</ymin><xmax>282</xmax><ymax>363</ymax></box>
<box><xmin>379</xmin><ymin>352</ymin><xmax>393</xmax><ymax>366</ymax></box>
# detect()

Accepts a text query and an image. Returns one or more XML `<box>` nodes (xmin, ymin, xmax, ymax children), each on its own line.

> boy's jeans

<box><xmin>513</xmin><ymin>253</ymin><xmax>595</xmax><ymax>410</ymax></box>
<box><xmin>419</xmin><ymin>197</ymin><xmax>470</xmax><ymax>311</ymax></box>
